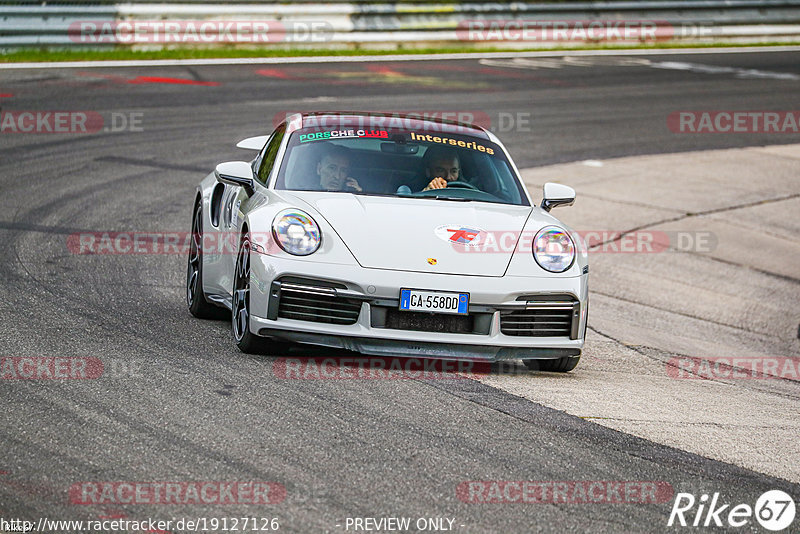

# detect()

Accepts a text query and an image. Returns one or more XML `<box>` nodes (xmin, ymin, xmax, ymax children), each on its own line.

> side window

<box><xmin>256</xmin><ymin>124</ymin><xmax>286</xmax><ymax>185</ymax></box>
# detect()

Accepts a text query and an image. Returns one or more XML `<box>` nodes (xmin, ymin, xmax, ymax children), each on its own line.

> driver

<box><xmin>422</xmin><ymin>147</ymin><xmax>461</xmax><ymax>191</ymax></box>
<box><xmin>317</xmin><ymin>145</ymin><xmax>362</xmax><ymax>192</ymax></box>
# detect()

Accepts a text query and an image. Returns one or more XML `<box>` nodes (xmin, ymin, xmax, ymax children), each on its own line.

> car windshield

<box><xmin>274</xmin><ymin>124</ymin><xmax>529</xmax><ymax>206</ymax></box>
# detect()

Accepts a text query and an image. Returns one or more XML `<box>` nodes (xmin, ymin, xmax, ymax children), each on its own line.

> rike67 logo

<box><xmin>669</xmin><ymin>490</ymin><xmax>796</xmax><ymax>531</ymax></box>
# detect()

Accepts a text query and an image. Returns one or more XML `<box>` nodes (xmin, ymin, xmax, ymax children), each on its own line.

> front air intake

<box><xmin>500</xmin><ymin>300</ymin><xmax>578</xmax><ymax>338</ymax></box>
<box><xmin>275</xmin><ymin>282</ymin><xmax>362</xmax><ymax>325</ymax></box>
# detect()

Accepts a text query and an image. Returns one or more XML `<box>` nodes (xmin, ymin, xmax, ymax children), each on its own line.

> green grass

<box><xmin>2</xmin><ymin>42</ymin><xmax>798</xmax><ymax>63</ymax></box>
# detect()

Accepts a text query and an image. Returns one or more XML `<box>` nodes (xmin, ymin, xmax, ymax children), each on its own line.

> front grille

<box><xmin>500</xmin><ymin>304</ymin><xmax>575</xmax><ymax>337</ymax></box>
<box><xmin>383</xmin><ymin>308</ymin><xmax>475</xmax><ymax>334</ymax></box>
<box><xmin>277</xmin><ymin>283</ymin><xmax>362</xmax><ymax>325</ymax></box>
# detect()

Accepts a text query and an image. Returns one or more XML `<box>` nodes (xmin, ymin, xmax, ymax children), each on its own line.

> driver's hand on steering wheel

<box><xmin>424</xmin><ymin>177</ymin><xmax>448</xmax><ymax>191</ymax></box>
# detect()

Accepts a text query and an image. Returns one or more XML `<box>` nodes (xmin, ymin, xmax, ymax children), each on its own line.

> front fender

<box><xmin>504</xmin><ymin>207</ymin><xmax>588</xmax><ymax>278</ymax></box>
<box><xmin>245</xmin><ymin>191</ymin><xmax>361</xmax><ymax>267</ymax></box>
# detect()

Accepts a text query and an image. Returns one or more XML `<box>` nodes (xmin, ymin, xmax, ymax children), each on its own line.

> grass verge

<box><xmin>2</xmin><ymin>42</ymin><xmax>799</xmax><ymax>63</ymax></box>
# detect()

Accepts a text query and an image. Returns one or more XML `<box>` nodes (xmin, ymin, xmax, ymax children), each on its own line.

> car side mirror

<box><xmin>540</xmin><ymin>182</ymin><xmax>575</xmax><ymax>212</ymax></box>
<box><xmin>215</xmin><ymin>161</ymin><xmax>255</xmax><ymax>197</ymax></box>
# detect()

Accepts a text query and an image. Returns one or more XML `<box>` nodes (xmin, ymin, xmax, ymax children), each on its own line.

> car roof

<box><xmin>286</xmin><ymin>111</ymin><xmax>492</xmax><ymax>139</ymax></box>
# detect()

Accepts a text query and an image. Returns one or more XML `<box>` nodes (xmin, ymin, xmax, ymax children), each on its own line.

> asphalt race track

<box><xmin>1</xmin><ymin>49</ymin><xmax>799</xmax><ymax>533</ymax></box>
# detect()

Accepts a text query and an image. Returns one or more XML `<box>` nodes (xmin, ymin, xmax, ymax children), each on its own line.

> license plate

<box><xmin>399</xmin><ymin>289</ymin><xmax>469</xmax><ymax>315</ymax></box>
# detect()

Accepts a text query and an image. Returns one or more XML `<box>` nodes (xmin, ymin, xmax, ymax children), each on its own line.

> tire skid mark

<box><xmin>586</xmin><ymin>325</ymin><xmax>800</xmax><ymax>392</ymax></box>
<box><xmin>591</xmin><ymin>289</ymin><xmax>791</xmax><ymax>340</ymax></box>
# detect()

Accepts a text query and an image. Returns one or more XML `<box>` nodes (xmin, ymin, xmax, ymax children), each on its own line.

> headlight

<box><xmin>533</xmin><ymin>226</ymin><xmax>575</xmax><ymax>273</ymax></box>
<box><xmin>271</xmin><ymin>209</ymin><xmax>321</xmax><ymax>256</ymax></box>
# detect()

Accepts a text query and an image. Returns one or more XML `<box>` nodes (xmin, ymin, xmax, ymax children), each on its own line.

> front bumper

<box><xmin>249</xmin><ymin>253</ymin><xmax>588</xmax><ymax>362</ymax></box>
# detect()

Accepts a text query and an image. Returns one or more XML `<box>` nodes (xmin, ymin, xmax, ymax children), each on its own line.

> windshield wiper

<box><xmin>433</xmin><ymin>195</ymin><xmax>472</xmax><ymax>202</ymax></box>
<box><xmin>395</xmin><ymin>193</ymin><xmax>473</xmax><ymax>202</ymax></box>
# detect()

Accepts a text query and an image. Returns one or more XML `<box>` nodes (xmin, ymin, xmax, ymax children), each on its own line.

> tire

<box><xmin>231</xmin><ymin>231</ymin><xmax>290</xmax><ymax>354</ymax></box>
<box><xmin>187</xmin><ymin>201</ymin><xmax>228</xmax><ymax>319</ymax></box>
<box><xmin>523</xmin><ymin>355</ymin><xmax>581</xmax><ymax>373</ymax></box>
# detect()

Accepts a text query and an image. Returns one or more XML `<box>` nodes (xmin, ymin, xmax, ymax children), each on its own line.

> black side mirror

<box><xmin>215</xmin><ymin>161</ymin><xmax>255</xmax><ymax>197</ymax></box>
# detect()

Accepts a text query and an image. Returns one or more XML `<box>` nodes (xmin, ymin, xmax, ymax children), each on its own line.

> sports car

<box><xmin>187</xmin><ymin>112</ymin><xmax>588</xmax><ymax>372</ymax></box>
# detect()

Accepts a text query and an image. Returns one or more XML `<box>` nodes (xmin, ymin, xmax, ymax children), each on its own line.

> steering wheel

<box><xmin>445</xmin><ymin>180</ymin><xmax>480</xmax><ymax>191</ymax></box>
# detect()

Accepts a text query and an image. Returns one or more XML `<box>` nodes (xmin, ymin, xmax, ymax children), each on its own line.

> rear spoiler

<box><xmin>236</xmin><ymin>135</ymin><xmax>269</xmax><ymax>150</ymax></box>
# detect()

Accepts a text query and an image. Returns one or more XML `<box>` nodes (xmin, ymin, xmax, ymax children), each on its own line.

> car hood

<box><xmin>285</xmin><ymin>192</ymin><xmax>533</xmax><ymax>276</ymax></box>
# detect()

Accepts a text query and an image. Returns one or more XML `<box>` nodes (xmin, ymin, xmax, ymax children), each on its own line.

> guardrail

<box><xmin>2</xmin><ymin>1</ymin><xmax>800</xmax><ymax>48</ymax></box>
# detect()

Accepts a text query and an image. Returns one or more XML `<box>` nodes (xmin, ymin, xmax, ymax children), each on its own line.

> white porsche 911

<box><xmin>187</xmin><ymin>112</ymin><xmax>587</xmax><ymax>372</ymax></box>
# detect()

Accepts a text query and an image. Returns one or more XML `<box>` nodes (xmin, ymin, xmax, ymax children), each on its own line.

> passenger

<box><xmin>317</xmin><ymin>145</ymin><xmax>362</xmax><ymax>192</ymax></box>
